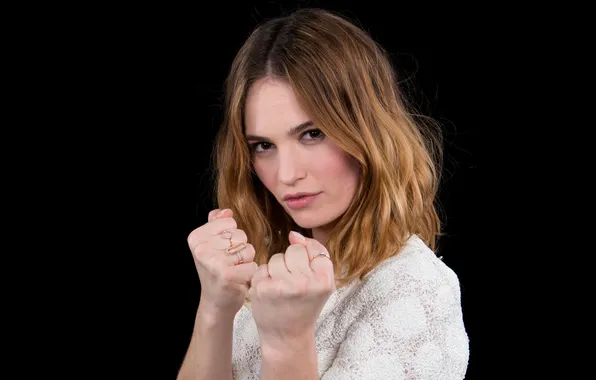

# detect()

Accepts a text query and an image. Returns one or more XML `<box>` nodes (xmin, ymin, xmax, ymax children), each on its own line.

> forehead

<box><xmin>244</xmin><ymin>78</ymin><xmax>310</xmax><ymax>136</ymax></box>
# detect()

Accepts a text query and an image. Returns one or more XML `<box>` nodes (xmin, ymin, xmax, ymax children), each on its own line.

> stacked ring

<box><xmin>226</xmin><ymin>243</ymin><xmax>246</xmax><ymax>265</ymax></box>
<box><xmin>221</xmin><ymin>230</ymin><xmax>246</xmax><ymax>265</ymax></box>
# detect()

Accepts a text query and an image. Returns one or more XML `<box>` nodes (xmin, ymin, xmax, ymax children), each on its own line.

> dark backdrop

<box><xmin>71</xmin><ymin>2</ymin><xmax>511</xmax><ymax>378</ymax></box>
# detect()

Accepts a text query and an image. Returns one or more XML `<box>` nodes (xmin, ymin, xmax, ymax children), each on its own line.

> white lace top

<box><xmin>231</xmin><ymin>234</ymin><xmax>469</xmax><ymax>379</ymax></box>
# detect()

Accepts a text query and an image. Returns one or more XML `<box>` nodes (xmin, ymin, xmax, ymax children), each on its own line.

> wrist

<box><xmin>260</xmin><ymin>330</ymin><xmax>316</xmax><ymax>361</ymax></box>
<box><xmin>197</xmin><ymin>303</ymin><xmax>236</xmax><ymax>327</ymax></box>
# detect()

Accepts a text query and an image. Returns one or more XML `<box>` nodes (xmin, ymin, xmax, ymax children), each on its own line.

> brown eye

<box><xmin>302</xmin><ymin>129</ymin><xmax>324</xmax><ymax>140</ymax></box>
<box><xmin>252</xmin><ymin>142</ymin><xmax>273</xmax><ymax>153</ymax></box>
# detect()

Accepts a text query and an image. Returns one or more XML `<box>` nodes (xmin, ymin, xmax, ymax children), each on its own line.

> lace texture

<box><xmin>231</xmin><ymin>235</ymin><xmax>469</xmax><ymax>379</ymax></box>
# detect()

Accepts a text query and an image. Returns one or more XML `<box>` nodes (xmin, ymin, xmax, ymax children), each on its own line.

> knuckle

<box><xmin>226</xmin><ymin>218</ymin><xmax>238</xmax><ymax>230</ymax></box>
<box><xmin>187</xmin><ymin>227</ymin><xmax>202</xmax><ymax>246</ymax></box>
<box><xmin>288</xmin><ymin>279</ymin><xmax>309</xmax><ymax>297</ymax></box>
<box><xmin>196</xmin><ymin>224</ymin><xmax>208</xmax><ymax>237</ymax></box>
<box><xmin>199</xmin><ymin>252</ymin><xmax>218</xmax><ymax>270</ymax></box>
<box><xmin>220</xmin><ymin>267</ymin><xmax>236</xmax><ymax>283</ymax></box>
<box><xmin>237</xmin><ymin>229</ymin><xmax>248</xmax><ymax>241</ymax></box>
<box><xmin>268</xmin><ymin>253</ymin><xmax>284</xmax><ymax>264</ymax></box>
<box><xmin>191</xmin><ymin>243</ymin><xmax>206</xmax><ymax>258</ymax></box>
<box><xmin>243</xmin><ymin>244</ymin><xmax>256</xmax><ymax>260</ymax></box>
<box><xmin>286</xmin><ymin>244</ymin><xmax>306</xmax><ymax>254</ymax></box>
<box><xmin>213</xmin><ymin>217</ymin><xmax>237</xmax><ymax>233</ymax></box>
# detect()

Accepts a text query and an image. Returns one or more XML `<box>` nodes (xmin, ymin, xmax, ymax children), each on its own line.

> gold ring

<box><xmin>221</xmin><ymin>230</ymin><xmax>233</xmax><ymax>247</ymax></box>
<box><xmin>310</xmin><ymin>251</ymin><xmax>331</xmax><ymax>263</ymax></box>
<box><xmin>236</xmin><ymin>251</ymin><xmax>244</xmax><ymax>265</ymax></box>
<box><xmin>226</xmin><ymin>243</ymin><xmax>246</xmax><ymax>255</ymax></box>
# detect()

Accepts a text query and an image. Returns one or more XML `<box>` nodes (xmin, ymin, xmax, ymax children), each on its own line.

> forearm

<box><xmin>177</xmin><ymin>304</ymin><xmax>235</xmax><ymax>380</ymax></box>
<box><xmin>260</xmin><ymin>334</ymin><xmax>318</xmax><ymax>380</ymax></box>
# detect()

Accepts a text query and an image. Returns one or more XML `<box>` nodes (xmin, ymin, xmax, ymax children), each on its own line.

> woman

<box><xmin>178</xmin><ymin>8</ymin><xmax>469</xmax><ymax>380</ymax></box>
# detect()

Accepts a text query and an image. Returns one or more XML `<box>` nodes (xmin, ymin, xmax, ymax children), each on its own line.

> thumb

<box><xmin>288</xmin><ymin>230</ymin><xmax>308</xmax><ymax>246</ymax></box>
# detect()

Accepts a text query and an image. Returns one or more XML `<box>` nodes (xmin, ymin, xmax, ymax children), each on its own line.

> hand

<box><xmin>187</xmin><ymin>208</ymin><xmax>259</xmax><ymax>318</ymax></box>
<box><xmin>248</xmin><ymin>231</ymin><xmax>336</xmax><ymax>347</ymax></box>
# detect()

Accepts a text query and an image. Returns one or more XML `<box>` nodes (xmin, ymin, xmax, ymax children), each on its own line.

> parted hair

<box><xmin>212</xmin><ymin>8</ymin><xmax>444</xmax><ymax>288</ymax></box>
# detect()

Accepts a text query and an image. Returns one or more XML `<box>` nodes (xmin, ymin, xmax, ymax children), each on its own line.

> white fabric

<box><xmin>231</xmin><ymin>234</ymin><xmax>469</xmax><ymax>379</ymax></box>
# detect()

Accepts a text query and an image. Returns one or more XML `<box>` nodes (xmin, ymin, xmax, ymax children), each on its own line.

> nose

<box><xmin>277</xmin><ymin>145</ymin><xmax>305</xmax><ymax>185</ymax></box>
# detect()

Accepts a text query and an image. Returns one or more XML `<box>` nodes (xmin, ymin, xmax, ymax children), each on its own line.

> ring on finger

<box><xmin>226</xmin><ymin>243</ymin><xmax>246</xmax><ymax>254</ymax></box>
<box><xmin>221</xmin><ymin>230</ymin><xmax>233</xmax><ymax>247</ymax></box>
<box><xmin>310</xmin><ymin>251</ymin><xmax>331</xmax><ymax>263</ymax></box>
<box><xmin>236</xmin><ymin>251</ymin><xmax>244</xmax><ymax>265</ymax></box>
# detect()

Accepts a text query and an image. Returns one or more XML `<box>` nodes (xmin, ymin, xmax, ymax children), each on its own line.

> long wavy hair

<box><xmin>212</xmin><ymin>8</ymin><xmax>444</xmax><ymax>288</ymax></box>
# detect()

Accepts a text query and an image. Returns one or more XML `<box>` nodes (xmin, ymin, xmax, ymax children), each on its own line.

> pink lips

<box><xmin>283</xmin><ymin>192</ymin><xmax>320</xmax><ymax>210</ymax></box>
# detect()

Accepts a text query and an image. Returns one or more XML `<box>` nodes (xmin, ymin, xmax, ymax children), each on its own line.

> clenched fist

<box><xmin>187</xmin><ymin>208</ymin><xmax>259</xmax><ymax>318</ymax></box>
<box><xmin>248</xmin><ymin>231</ymin><xmax>336</xmax><ymax>347</ymax></box>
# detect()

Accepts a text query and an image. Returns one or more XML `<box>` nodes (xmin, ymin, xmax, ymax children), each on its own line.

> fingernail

<box><xmin>291</xmin><ymin>231</ymin><xmax>305</xmax><ymax>240</ymax></box>
<box><xmin>218</xmin><ymin>209</ymin><xmax>227</xmax><ymax>216</ymax></box>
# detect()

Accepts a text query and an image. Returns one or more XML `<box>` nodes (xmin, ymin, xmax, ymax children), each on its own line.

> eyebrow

<box><xmin>245</xmin><ymin>121</ymin><xmax>314</xmax><ymax>142</ymax></box>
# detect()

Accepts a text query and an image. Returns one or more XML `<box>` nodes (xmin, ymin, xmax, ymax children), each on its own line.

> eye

<box><xmin>251</xmin><ymin>142</ymin><xmax>273</xmax><ymax>153</ymax></box>
<box><xmin>301</xmin><ymin>129</ymin><xmax>325</xmax><ymax>141</ymax></box>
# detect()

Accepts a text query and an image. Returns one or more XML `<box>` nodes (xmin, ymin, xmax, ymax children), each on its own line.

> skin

<box><xmin>243</xmin><ymin>77</ymin><xmax>361</xmax><ymax>379</ymax></box>
<box><xmin>244</xmin><ymin>77</ymin><xmax>360</xmax><ymax>245</ymax></box>
<box><xmin>179</xmin><ymin>78</ymin><xmax>361</xmax><ymax>379</ymax></box>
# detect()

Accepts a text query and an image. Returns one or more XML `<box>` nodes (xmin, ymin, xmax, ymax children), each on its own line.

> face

<box><xmin>244</xmin><ymin>78</ymin><xmax>360</xmax><ymax>235</ymax></box>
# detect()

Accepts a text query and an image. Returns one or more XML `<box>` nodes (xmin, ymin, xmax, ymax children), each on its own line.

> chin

<box><xmin>288</xmin><ymin>211</ymin><xmax>337</xmax><ymax>230</ymax></box>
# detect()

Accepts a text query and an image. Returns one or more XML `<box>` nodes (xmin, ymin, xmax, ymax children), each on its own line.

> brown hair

<box><xmin>213</xmin><ymin>8</ymin><xmax>444</xmax><ymax>288</ymax></box>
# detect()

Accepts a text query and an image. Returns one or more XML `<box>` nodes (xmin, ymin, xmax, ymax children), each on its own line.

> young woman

<box><xmin>178</xmin><ymin>8</ymin><xmax>469</xmax><ymax>380</ymax></box>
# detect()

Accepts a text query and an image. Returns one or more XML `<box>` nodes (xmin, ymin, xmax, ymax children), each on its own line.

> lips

<box><xmin>283</xmin><ymin>192</ymin><xmax>321</xmax><ymax>210</ymax></box>
<box><xmin>286</xmin><ymin>194</ymin><xmax>310</xmax><ymax>201</ymax></box>
<box><xmin>282</xmin><ymin>192</ymin><xmax>321</xmax><ymax>201</ymax></box>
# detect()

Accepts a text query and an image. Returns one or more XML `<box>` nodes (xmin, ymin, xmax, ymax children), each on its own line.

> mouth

<box><xmin>282</xmin><ymin>192</ymin><xmax>321</xmax><ymax>201</ymax></box>
<box><xmin>283</xmin><ymin>192</ymin><xmax>321</xmax><ymax>210</ymax></box>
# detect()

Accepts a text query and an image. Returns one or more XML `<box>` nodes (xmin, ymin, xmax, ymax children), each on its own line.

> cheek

<box><xmin>315</xmin><ymin>147</ymin><xmax>359</xmax><ymax>184</ymax></box>
<box><xmin>254</xmin><ymin>160</ymin><xmax>275</xmax><ymax>190</ymax></box>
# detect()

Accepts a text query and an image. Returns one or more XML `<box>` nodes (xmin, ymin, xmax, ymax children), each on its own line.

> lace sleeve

<box><xmin>321</xmin><ymin>277</ymin><xmax>469</xmax><ymax>380</ymax></box>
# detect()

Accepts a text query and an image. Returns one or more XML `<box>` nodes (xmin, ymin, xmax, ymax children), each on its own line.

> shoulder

<box><xmin>358</xmin><ymin>234</ymin><xmax>463</xmax><ymax>305</ymax></box>
<box><xmin>346</xmin><ymin>234</ymin><xmax>468</xmax><ymax>350</ymax></box>
<box><xmin>322</xmin><ymin>235</ymin><xmax>469</xmax><ymax>379</ymax></box>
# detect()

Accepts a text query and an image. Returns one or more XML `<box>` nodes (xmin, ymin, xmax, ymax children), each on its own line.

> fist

<box><xmin>188</xmin><ymin>208</ymin><xmax>258</xmax><ymax>318</ymax></box>
<box><xmin>248</xmin><ymin>231</ymin><xmax>336</xmax><ymax>343</ymax></box>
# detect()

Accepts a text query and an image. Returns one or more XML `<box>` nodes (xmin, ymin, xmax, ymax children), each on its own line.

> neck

<box><xmin>311</xmin><ymin>222</ymin><xmax>335</xmax><ymax>244</ymax></box>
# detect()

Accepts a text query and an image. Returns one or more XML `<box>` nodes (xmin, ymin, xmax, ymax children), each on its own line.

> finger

<box><xmin>289</xmin><ymin>231</ymin><xmax>308</xmax><ymax>246</ymax></box>
<box><xmin>290</xmin><ymin>231</ymin><xmax>330</xmax><ymax>263</ymax></box>
<box><xmin>200</xmin><ymin>216</ymin><xmax>238</xmax><ymax>236</ymax></box>
<box><xmin>250</xmin><ymin>263</ymin><xmax>270</xmax><ymax>286</ymax></box>
<box><xmin>284</xmin><ymin>243</ymin><xmax>311</xmax><ymax>275</ymax></box>
<box><xmin>208</xmin><ymin>208</ymin><xmax>233</xmax><ymax>222</ymax></box>
<box><xmin>213</xmin><ymin>229</ymin><xmax>248</xmax><ymax>251</ymax></box>
<box><xmin>218</xmin><ymin>208</ymin><xmax>233</xmax><ymax>219</ymax></box>
<box><xmin>230</xmin><ymin>261</ymin><xmax>259</xmax><ymax>284</ymax></box>
<box><xmin>268</xmin><ymin>253</ymin><xmax>289</xmax><ymax>279</ymax></box>
<box><xmin>188</xmin><ymin>217</ymin><xmax>237</xmax><ymax>250</ymax></box>
<box><xmin>225</xmin><ymin>243</ymin><xmax>256</xmax><ymax>266</ymax></box>
<box><xmin>288</xmin><ymin>231</ymin><xmax>334</xmax><ymax>275</ymax></box>
<box><xmin>187</xmin><ymin>217</ymin><xmax>237</xmax><ymax>252</ymax></box>
<box><xmin>207</xmin><ymin>209</ymin><xmax>220</xmax><ymax>222</ymax></box>
<box><xmin>309</xmin><ymin>251</ymin><xmax>334</xmax><ymax>276</ymax></box>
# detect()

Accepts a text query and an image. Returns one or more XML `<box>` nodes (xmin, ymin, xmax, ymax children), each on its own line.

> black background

<box><xmin>32</xmin><ymin>1</ymin><xmax>542</xmax><ymax>378</ymax></box>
